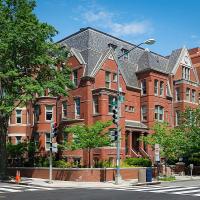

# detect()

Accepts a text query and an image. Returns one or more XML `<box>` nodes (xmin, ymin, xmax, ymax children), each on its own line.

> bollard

<box><xmin>138</xmin><ymin>168</ymin><xmax>146</xmax><ymax>183</ymax></box>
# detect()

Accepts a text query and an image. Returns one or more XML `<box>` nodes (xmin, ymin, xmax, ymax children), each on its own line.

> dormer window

<box><xmin>121</xmin><ymin>48</ymin><xmax>129</xmax><ymax>60</ymax></box>
<box><xmin>108</xmin><ymin>43</ymin><xmax>117</xmax><ymax>51</ymax></box>
<box><xmin>182</xmin><ymin>66</ymin><xmax>190</xmax><ymax>80</ymax></box>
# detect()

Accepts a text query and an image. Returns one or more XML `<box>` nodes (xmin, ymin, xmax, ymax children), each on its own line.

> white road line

<box><xmin>130</xmin><ymin>186</ymin><xmax>182</xmax><ymax>191</ymax></box>
<box><xmin>172</xmin><ymin>189</ymin><xmax>200</xmax><ymax>195</ymax></box>
<box><xmin>151</xmin><ymin>187</ymin><xmax>198</xmax><ymax>193</ymax></box>
<box><xmin>194</xmin><ymin>193</ymin><xmax>200</xmax><ymax>196</ymax></box>
<box><xmin>0</xmin><ymin>188</ymin><xmax>21</xmax><ymax>192</ymax></box>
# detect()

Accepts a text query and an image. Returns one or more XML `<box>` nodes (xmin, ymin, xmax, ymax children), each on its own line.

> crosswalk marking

<box><xmin>0</xmin><ymin>184</ymin><xmax>60</xmax><ymax>193</ymax></box>
<box><xmin>130</xmin><ymin>186</ymin><xmax>182</xmax><ymax>191</ymax></box>
<box><xmin>172</xmin><ymin>188</ymin><xmax>200</xmax><ymax>194</ymax></box>
<box><xmin>151</xmin><ymin>186</ymin><xmax>198</xmax><ymax>193</ymax></box>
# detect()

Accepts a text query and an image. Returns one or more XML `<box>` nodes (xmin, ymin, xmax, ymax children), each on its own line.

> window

<box><xmin>121</xmin><ymin>48</ymin><xmax>129</xmax><ymax>60</ymax></box>
<box><xmin>175</xmin><ymin>111</ymin><xmax>181</xmax><ymax>126</ymax></box>
<box><xmin>93</xmin><ymin>96</ymin><xmax>99</xmax><ymax>114</ymax></box>
<box><xmin>182</xmin><ymin>66</ymin><xmax>190</xmax><ymax>80</ymax></box>
<box><xmin>113</xmin><ymin>73</ymin><xmax>117</xmax><ymax>82</ymax></box>
<box><xmin>45</xmin><ymin>105</ymin><xmax>53</xmax><ymax>121</ymax></box>
<box><xmin>16</xmin><ymin>109</ymin><xmax>22</xmax><ymax>124</ymax></box>
<box><xmin>62</xmin><ymin>102</ymin><xmax>67</xmax><ymax>118</ymax></box>
<box><xmin>27</xmin><ymin>111</ymin><xmax>30</xmax><ymax>124</ymax></box>
<box><xmin>141</xmin><ymin>105</ymin><xmax>147</xmax><ymax>121</ymax></box>
<box><xmin>105</xmin><ymin>71</ymin><xmax>111</xmax><ymax>88</ymax></box>
<box><xmin>154</xmin><ymin>80</ymin><xmax>159</xmax><ymax>95</ymax></box>
<box><xmin>141</xmin><ymin>79</ymin><xmax>147</xmax><ymax>95</ymax></box>
<box><xmin>34</xmin><ymin>105</ymin><xmax>40</xmax><ymax>122</ymax></box>
<box><xmin>108</xmin><ymin>43</ymin><xmax>117</xmax><ymax>51</ymax></box>
<box><xmin>192</xmin><ymin>90</ymin><xmax>196</xmax><ymax>103</ymax></box>
<box><xmin>73</xmin><ymin>69</ymin><xmax>78</xmax><ymax>86</ymax></box>
<box><xmin>75</xmin><ymin>98</ymin><xmax>80</xmax><ymax>118</ymax></box>
<box><xmin>125</xmin><ymin>105</ymin><xmax>129</xmax><ymax>111</ymax></box>
<box><xmin>186</xmin><ymin>88</ymin><xmax>190</xmax><ymax>101</ymax></box>
<box><xmin>16</xmin><ymin>136</ymin><xmax>21</xmax><ymax>144</ymax></box>
<box><xmin>160</xmin><ymin>81</ymin><xmax>164</xmax><ymax>96</ymax></box>
<box><xmin>175</xmin><ymin>88</ymin><xmax>181</xmax><ymax>101</ymax></box>
<box><xmin>155</xmin><ymin>105</ymin><xmax>164</xmax><ymax>121</ymax></box>
<box><xmin>45</xmin><ymin>133</ymin><xmax>50</xmax><ymax>150</ymax></box>
<box><xmin>108</xmin><ymin>96</ymin><xmax>116</xmax><ymax>113</ymax></box>
<box><xmin>129</xmin><ymin>106</ymin><xmax>135</xmax><ymax>112</ymax></box>
<box><xmin>34</xmin><ymin>132</ymin><xmax>39</xmax><ymax>150</ymax></box>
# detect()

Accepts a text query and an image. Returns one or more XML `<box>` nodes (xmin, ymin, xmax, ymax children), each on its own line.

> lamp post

<box><xmin>115</xmin><ymin>38</ymin><xmax>156</xmax><ymax>185</ymax></box>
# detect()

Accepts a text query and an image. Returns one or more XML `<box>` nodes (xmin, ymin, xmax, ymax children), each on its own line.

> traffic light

<box><xmin>112</xmin><ymin>105</ymin><xmax>118</xmax><ymax>125</ymax></box>
<box><xmin>51</xmin><ymin>122</ymin><xmax>58</xmax><ymax>137</ymax></box>
<box><xmin>111</xmin><ymin>130</ymin><xmax>118</xmax><ymax>142</ymax></box>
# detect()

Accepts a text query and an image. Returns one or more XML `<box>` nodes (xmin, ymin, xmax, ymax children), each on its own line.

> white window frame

<box><xmin>75</xmin><ymin>98</ymin><xmax>81</xmax><ymax>118</ymax></box>
<box><xmin>121</xmin><ymin>49</ymin><xmax>129</xmax><ymax>60</ymax></box>
<box><xmin>62</xmin><ymin>102</ymin><xmax>67</xmax><ymax>118</ymax></box>
<box><xmin>141</xmin><ymin>105</ymin><xmax>147</xmax><ymax>121</ymax></box>
<box><xmin>16</xmin><ymin>136</ymin><xmax>22</xmax><ymax>144</ymax></box>
<box><xmin>154</xmin><ymin>80</ymin><xmax>159</xmax><ymax>95</ymax></box>
<box><xmin>16</xmin><ymin>109</ymin><xmax>22</xmax><ymax>124</ymax></box>
<box><xmin>186</xmin><ymin>88</ymin><xmax>190</xmax><ymax>102</ymax></box>
<box><xmin>182</xmin><ymin>66</ymin><xmax>190</xmax><ymax>80</ymax></box>
<box><xmin>105</xmin><ymin>71</ymin><xmax>111</xmax><ymax>89</ymax></box>
<box><xmin>155</xmin><ymin>105</ymin><xmax>164</xmax><ymax>121</ymax></box>
<box><xmin>108</xmin><ymin>96</ymin><xmax>116</xmax><ymax>113</ymax></box>
<box><xmin>113</xmin><ymin>73</ymin><xmax>117</xmax><ymax>82</ymax></box>
<box><xmin>72</xmin><ymin>69</ymin><xmax>78</xmax><ymax>86</ymax></box>
<box><xmin>141</xmin><ymin>79</ymin><xmax>147</xmax><ymax>95</ymax></box>
<box><xmin>175</xmin><ymin>87</ymin><xmax>181</xmax><ymax>101</ymax></box>
<box><xmin>192</xmin><ymin>90</ymin><xmax>196</xmax><ymax>103</ymax></box>
<box><xmin>160</xmin><ymin>81</ymin><xmax>164</xmax><ymax>96</ymax></box>
<box><xmin>175</xmin><ymin>111</ymin><xmax>181</xmax><ymax>126</ymax></box>
<box><xmin>93</xmin><ymin>96</ymin><xmax>99</xmax><ymax>114</ymax></box>
<box><xmin>45</xmin><ymin>133</ymin><xmax>50</xmax><ymax>151</ymax></box>
<box><xmin>45</xmin><ymin>105</ymin><xmax>53</xmax><ymax>121</ymax></box>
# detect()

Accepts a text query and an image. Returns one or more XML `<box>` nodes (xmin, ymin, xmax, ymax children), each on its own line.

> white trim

<box><xmin>15</xmin><ymin>109</ymin><xmax>22</xmax><ymax>124</ymax></box>
<box><xmin>45</xmin><ymin>105</ymin><xmax>53</xmax><ymax>122</ymax></box>
<box><xmin>70</xmin><ymin>48</ymin><xmax>86</xmax><ymax>65</ymax></box>
<box><xmin>9</xmin><ymin>124</ymin><xmax>30</xmax><ymax>127</ymax></box>
<box><xmin>8</xmin><ymin>133</ymin><xmax>26</xmax><ymax>137</ymax></box>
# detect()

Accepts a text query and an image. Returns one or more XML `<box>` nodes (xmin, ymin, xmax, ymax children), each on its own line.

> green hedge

<box><xmin>124</xmin><ymin>158</ymin><xmax>152</xmax><ymax>167</ymax></box>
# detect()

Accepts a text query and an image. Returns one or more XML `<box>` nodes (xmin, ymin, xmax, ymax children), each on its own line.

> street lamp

<box><xmin>115</xmin><ymin>38</ymin><xmax>156</xmax><ymax>185</ymax></box>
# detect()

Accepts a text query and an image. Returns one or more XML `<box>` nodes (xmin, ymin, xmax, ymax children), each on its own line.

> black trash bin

<box><xmin>146</xmin><ymin>167</ymin><xmax>152</xmax><ymax>182</ymax></box>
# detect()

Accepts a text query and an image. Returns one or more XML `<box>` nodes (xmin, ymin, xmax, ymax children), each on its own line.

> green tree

<box><xmin>141</xmin><ymin>122</ymin><xmax>185</xmax><ymax>162</ymax></box>
<box><xmin>66</xmin><ymin>121</ymin><xmax>112</xmax><ymax>168</ymax></box>
<box><xmin>178</xmin><ymin>107</ymin><xmax>200</xmax><ymax>158</ymax></box>
<box><xmin>0</xmin><ymin>0</ymin><xmax>72</xmax><ymax>179</ymax></box>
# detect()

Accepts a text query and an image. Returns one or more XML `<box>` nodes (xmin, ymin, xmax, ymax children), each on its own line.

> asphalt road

<box><xmin>1</xmin><ymin>188</ymin><xmax>200</xmax><ymax>200</ymax></box>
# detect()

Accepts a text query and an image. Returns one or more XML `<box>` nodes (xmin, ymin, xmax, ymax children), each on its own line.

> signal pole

<box><xmin>49</xmin><ymin>122</ymin><xmax>54</xmax><ymax>184</ymax></box>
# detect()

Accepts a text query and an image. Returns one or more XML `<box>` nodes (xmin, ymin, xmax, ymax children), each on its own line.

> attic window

<box><xmin>121</xmin><ymin>48</ymin><xmax>129</xmax><ymax>60</ymax></box>
<box><xmin>108</xmin><ymin>43</ymin><xmax>117</xmax><ymax>51</ymax></box>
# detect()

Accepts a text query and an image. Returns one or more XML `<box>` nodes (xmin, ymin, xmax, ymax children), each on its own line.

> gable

<box><xmin>172</xmin><ymin>48</ymin><xmax>199</xmax><ymax>83</ymax></box>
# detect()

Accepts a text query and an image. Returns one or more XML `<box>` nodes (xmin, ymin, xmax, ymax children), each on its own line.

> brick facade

<box><xmin>7</xmin><ymin>27</ymin><xmax>200</xmax><ymax>165</ymax></box>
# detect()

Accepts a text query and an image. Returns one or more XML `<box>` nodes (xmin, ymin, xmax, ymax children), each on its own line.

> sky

<box><xmin>35</xmin><ymin>0</ymin><xmax>200</xmax><ymax>56</ymax></box>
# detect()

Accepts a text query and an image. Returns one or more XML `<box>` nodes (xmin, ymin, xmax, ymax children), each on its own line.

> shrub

<box><xmin>53</xmin><ymin>160</ymin><xmax>71</xmax><ymax>168</ymax></box>
<box><xmin>124</xmin><ymin>158</ymin><xmax>152</xmax><ymax>167</ymax></box>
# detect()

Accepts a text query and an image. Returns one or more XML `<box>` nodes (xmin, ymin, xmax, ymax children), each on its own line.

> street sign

<box><xmin>52</xmin><ymin>143</ymin><xmax>58</xmax><ymax>153</ymax></box>
<box><xmin>155</xmin><ymin>144</ymin><xmax>160</xmax><ymax>162</ymax></box>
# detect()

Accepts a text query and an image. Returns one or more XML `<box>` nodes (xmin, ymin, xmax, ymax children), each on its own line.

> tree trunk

<box><xmin>0</xmin><ymin>114</ymin><xmax>8</xmax><ymax>179</ymax></box>
<box><xmin>88</xmin><ymin>148</ymin><xmax>91</xmax><ymax>168</ymax></box>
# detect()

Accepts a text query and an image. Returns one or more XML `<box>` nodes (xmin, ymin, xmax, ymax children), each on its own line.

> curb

<box><xmin>131</xmin><ymin>181</ymin><xmax>161</xmax><ymax>186</ymax></box>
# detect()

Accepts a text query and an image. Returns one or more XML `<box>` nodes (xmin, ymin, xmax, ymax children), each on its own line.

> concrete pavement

<box><xmin>3</xmin><ymin>175</ymin><xmax>200</xmax><ymax>188</ymax></box>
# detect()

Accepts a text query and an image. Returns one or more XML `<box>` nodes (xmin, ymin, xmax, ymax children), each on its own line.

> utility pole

<box><xmin>49</xmin><ymin>122</ymin><xmax>54</xmax><ymax>184</ymax></box>
<box><xmin>114</xmin><ymin>38</ymin><xmax>156</xmax><ymax>185</ymax></box>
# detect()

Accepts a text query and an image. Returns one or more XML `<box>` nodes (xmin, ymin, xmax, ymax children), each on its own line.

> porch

<box><xmin>125</xmin><ymin>120</ymin><xmax>150</xmax><ymax>159</ymax></box>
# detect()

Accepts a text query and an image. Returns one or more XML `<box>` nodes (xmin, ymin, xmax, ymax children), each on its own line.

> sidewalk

<box><xmin>3</xmin><ymin>175</ymin><xmax>200</xmax><ymax>189</ymax></box>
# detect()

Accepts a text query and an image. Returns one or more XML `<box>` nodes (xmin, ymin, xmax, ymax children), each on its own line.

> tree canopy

<box><xmin>0</xmin><ymin>0</ymin><xmax>73</xmax><ymax>178</ymax></box>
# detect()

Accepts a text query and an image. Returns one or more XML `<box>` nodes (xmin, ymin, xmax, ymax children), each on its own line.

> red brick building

<box><xmin>7</xmin><ymin>27</ymin><xmax>200</xmax><ymax>165</ymax></box>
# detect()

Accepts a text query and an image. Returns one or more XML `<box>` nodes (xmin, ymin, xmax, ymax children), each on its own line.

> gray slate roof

<box><xmin>58</xmin><ymin>27</ymin><xmax>183</xmax><ymax>88</ymax></box>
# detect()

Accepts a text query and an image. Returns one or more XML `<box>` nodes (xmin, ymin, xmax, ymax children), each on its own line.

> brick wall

<box><xmin>8</xmin><ymin>167</ymin><xmax>147</xmax><ymax>182</ymax></box>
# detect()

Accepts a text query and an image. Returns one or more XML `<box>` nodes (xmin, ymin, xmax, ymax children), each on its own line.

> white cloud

<box><xmin>81</xmin><ymin>9</ymin><xmax>152</xmax><ymax>37</ymax></box>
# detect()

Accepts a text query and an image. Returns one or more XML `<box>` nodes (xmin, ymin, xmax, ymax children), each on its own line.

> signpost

<box><xmin>155</xmin><ymin>144</ymin><xmax>160</xmax><ymax>179</ymax></box>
